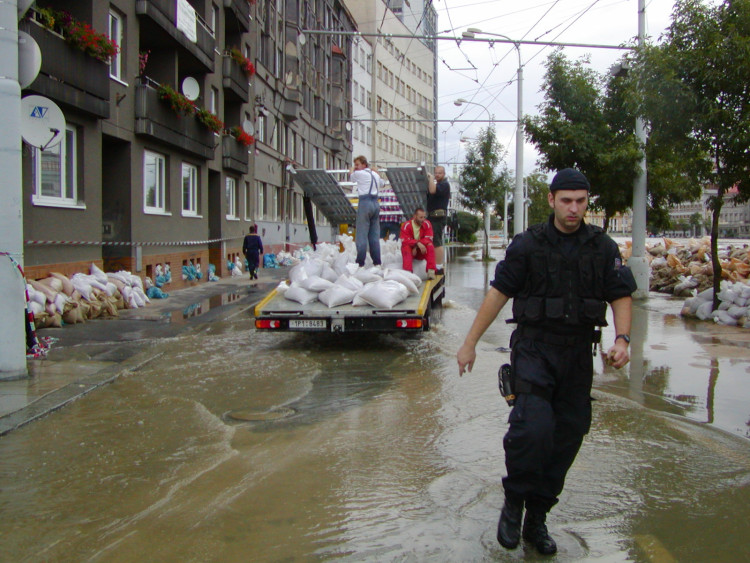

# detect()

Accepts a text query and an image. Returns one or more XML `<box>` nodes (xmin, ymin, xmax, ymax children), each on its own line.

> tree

<box><xmin>458</xmin><ymin>125</ymin><xmax>512</xmax><ymax>259</ymax></box>
<box><xmin>631</xmin><ymin>0</ymin><xmax>750</xmax><ymax>309</ymax></box>
<box><xmin>523</xmin><ymin>51</ymin><xmax>641</xmax><ymax>231</ymax></box>
<box><xmin>525</xmin><ymin>171</ymin><xmax>551</xmax><ymax>226</ymax></box>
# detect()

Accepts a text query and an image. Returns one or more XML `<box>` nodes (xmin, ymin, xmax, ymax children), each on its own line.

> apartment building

<box><xmin>21</xmin><ymin>0</ymin><xmax>355</xmax><ymax>287</ymax></box>
<box><xmin>345</xmin><ymin>0</ymin><xmax>437</xmax><ymax>169</ymax></box>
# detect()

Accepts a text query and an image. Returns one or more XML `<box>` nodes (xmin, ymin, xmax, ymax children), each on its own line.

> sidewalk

<box><xmin>0</xmin><ymin>267</ymin><xmax>289</xmax><ymax>436</ymax></box>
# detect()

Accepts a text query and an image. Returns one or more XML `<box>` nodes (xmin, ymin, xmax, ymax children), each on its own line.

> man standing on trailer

<box><xmin>350</xmin><ymin>155</ymin><xmax>385</xmax><ymax>267</ymax></box>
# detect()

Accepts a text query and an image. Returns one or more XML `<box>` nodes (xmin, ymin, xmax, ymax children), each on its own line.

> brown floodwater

<box><xmin>1</xmin><ymin>246</ymin><xmax>749</xmax><ymax>562</ymax></box>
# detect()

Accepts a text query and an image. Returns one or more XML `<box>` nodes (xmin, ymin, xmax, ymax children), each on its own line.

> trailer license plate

<box><xmin>289</xmin><ymin>319</ymin><xmax>326</xmax><ymax>330</ymax></box>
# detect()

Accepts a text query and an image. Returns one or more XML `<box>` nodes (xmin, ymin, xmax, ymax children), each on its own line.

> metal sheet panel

<box><xmin>384</xmin><ymin>167</ymin><xmax>428</xmax><ymax>219</ymax></box>
<box><xmin>293</xmin><ymin>169</ymin><xmax>357</xmax><ymax>225</ymax></box>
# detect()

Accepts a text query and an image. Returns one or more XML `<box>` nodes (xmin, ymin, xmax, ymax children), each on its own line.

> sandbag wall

<box><xmin>26</xmin><ymin>264</ymin><xmax>151</xmax><ymax>329</ymax></box>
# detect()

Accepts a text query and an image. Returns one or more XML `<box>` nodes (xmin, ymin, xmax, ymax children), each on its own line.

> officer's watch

<box><xmin>616</xmin><ymin>334</ymin><xmax>631</xmax><ymax>344</ymax></box>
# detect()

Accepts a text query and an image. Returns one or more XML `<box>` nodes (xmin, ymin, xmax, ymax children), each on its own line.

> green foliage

<box><xmin>525</xmin><ymin>171</ymin><xmax>551</xmax><ymax>226</ymax></box>
<box><xmin>629</xmin><ymin>0</ymin><xmax>750</xmax><ymax>307</ymax></box>
<box><xmin>523</xmin><ymin>51</ymin><xmax>641</xmax><ymax>230</ymax></box>
<box><xmin>458</xmin><ymin>126</ymin><xmax>512</xmax><ymax>213</ymax></box>
<box><xmin>455</xmin><ymin>211</ymin><xmax>481</xmax><ymax>243</ymax></box>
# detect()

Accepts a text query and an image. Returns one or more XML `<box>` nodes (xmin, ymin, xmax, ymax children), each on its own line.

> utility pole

<box><xmin>629</xmin><ymin>0</ymin><xmax>650</xmax><ymax>299</ymax></box>
<box><xmin>0</xmin><ymin>0</ymin><xmax>27</xmax><ymax>379</ymax></box>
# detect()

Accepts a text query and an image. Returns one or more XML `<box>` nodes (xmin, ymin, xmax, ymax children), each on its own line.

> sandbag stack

<box><xmin>619</xmin><ymin>237</ymin><xmax>750</xmax><ymax>296</ymax></box>
<box><xmin>26</xmin><ymin>264</ymin><xmax>151</xmax><ymax>329</ymax></box>
<box><xmin>680</xmin><ymin>281</ymin><xmax>750</xmax><ymax>327</ymax></box>
<box><xmin>280</xmin><ymin>235</ymin><xmax>426</xmax><ymax>309</ymax></box>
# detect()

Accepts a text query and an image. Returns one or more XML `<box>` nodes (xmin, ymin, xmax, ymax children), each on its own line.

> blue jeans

<box><xmin>355</xmin><ymin>195</ymin><xmax>381</xmax><ymax>266</ymax></box>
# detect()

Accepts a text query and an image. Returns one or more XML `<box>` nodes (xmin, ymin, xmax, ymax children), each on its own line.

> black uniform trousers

<box><xmin>502</xmin><ymin>328</ymin><xmax>594</xmax><ymax>514</ymax></box>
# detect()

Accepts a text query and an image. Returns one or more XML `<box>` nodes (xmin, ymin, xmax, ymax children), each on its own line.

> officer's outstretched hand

<box><xmin>605</xmin><ymin>341</ymin><xmax>630</xmax><ymax>369</ymax></box>
<box><xmin>457</xmin><ymin>343</ymin><xmax>476</xmax><ymax>376</ymax></box>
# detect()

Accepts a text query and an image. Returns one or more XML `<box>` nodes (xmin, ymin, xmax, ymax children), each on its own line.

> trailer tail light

<box><xmin>396</xmin><ymin>318</ymin><xmax>422</xmax><ymax>329</ymax></box>
<box><xmin>256</xmin><ymin>319</ymin><xmax>281</xmax><ymax>329</ymax></box>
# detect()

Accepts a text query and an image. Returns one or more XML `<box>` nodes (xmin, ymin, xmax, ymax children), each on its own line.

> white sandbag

<box><xmin>37</xmin><ymin>276</ymin><xmax>63</xmax><ymax>293</ymax></box>
<box><xmin>727</xmin><ymin>305</ymin><xmax>748</xmax><ymax>319</ymax></box>
<box><xmin>284</xmin><ymin>285</ymin><xmax>319</xmax><ymax>305</ymax></box>
<box><xmin>650</xmin><ymin>256</ymin><xmax>668</xmax><ymax>268</ymax></box>
<box><xmin>275</xmin><ymin>281</ymin><xmax>290</xmax><ymax>295</ymax></box>
<box><xmin>134</xmin><ymin>286</ymin><xmax>150</xmax><ymax>304</ymax></box>
<box><xmin>384</xmin><ymin>269</ymin><xmax>419</xmax><ymax>294</ymax></box>
<box><xmin>334</xmin><ymin>274</ymin><xmax>364</xmax><ymax>292</ymax></box>
<box><xmin>712</xmin><ymin>310</ymin><xmax>738</xmax><ymax>326</ymax></box>
<box><xmin>300</xmin><ymin>258</ymin><xmax>324</xmax><ymax>278</ymax></box>
<box><xmin>129</xmin><ymin>274</ymin><xmax>144</xmax><ymax>290</ymax></box>
<box><xmin>27</xmin><ymin>284</ymin><xmax>46</xmax><ymax>306</ymax></box>
<box><xmin>29</xmin><ymin>301</ymin><xmax>44</xmax><ymax>316</ymax></box>
<box><xmin>345</xmin><ymin>262</ymin><xmax>359</xmax><ymax>276</ymax></box>
<box><xmin>697</xmin><ymin>287</ymin><xmax>714</xmax><ymax>302</ymax></box>
<box><xmin>718</xmin><ymin>300</ymin><xmax>732</xmax><ymax>311</ymax></box>
<box><xmin>333</xmin><ymin>252</ymin><xmax>351</xmax><ymax>276</ymax></box>
<box><xmin>739</xmin><ymin>284</ymin><xmax>750</xmax><ymax>299</ymax></box>
<box><xmin>289</xmin><ymin>262</ymin><xmax>310</xmax><ymax>284</ymax></box>
<box><xmin>90</xmin><ymin>263</ymin><xmax>108</xmax><ymax>285</ymax></box>
<box><xmin>682</xmin><ymin>296</ymin><xmax>701</xmax><ymax>315</ymax></box>
<box><xmin>299</xmin><ymin>275</ymin><xmax>334</xmax><ymax>292</ymax></box>
<box><xmin>69</xmin><ymin>275</ymin><xmax>94</xmax><ymax>302</ymax></box>
<box><xmin>696</xmin><ymin>300</ymin><xmax>714</xmax><ymax>321</ymax></box>
<box><xmin>318</xmin><ymin>286</ymin><xmax>356</xmax><ymax>308</ymax></box>
<box><xmin>352</xmin><ymin>293</ymin><xmax>370</xmax><ymax>307</ymax></box>
<box><xmin>320</xmin><ymin>263</ymin><xmax>339</xmax><ymax>283</ymax></box>
<box><xmin>104</xmin><ymin>282</ymin><xmax>117</xmax><ymax>297</ymax></box>
<box><xmin>53</xmin><ymin>293</ymin><xmax>68</xmax><ymax>315</ymax></box>
<box><xmin>356</xmin><ymin>280</ymin><xmax>409</xmax><ymax>309</ymax></box>
<box><xmin>231</xmin><ymin>264</ymin><xmax>243</xmax><ymax>277</ymax></box>
<box><xmin>411</xmin><ymin>259</ymin><xmax>429</xmax><ymax>281</ymax></box>
<box><xmin>354</xmin><ymin>268</ymin><xmax>381</xmax><ymax>284</ymax></box>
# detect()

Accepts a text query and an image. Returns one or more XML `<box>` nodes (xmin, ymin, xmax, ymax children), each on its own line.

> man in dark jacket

<box><xmin>456</xmin><ymin>168</ymin><xmax>636</xmax><ymax>555</ymax></box>
<box><xmin>242</xmin><ymin>225</ymin><xmax>263</xmax><ymax>280</ymax></box>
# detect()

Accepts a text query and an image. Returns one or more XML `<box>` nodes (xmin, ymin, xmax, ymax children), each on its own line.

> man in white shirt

<box><xmin>350</xmin><ymin>155</ymin><xmax>385</xmax><ymax>266</ymax></box>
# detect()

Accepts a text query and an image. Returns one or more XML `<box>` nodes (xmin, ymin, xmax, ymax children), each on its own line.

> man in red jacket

<box><xmin>400</xmin><ymin>207</ymin><xmax>436</xmax><ymax>279</ymax></box>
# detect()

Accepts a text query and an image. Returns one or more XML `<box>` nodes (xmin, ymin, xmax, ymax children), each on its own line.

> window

<box><xmin>108</xmin><ymin>9</ymin><xmax>123</xmax><ymax>81</ymax></box>
<box><xmin>226</xmin><ymin>177</ymin><xmax>238</xmax><ymax>218</ymax></box>
<box><xmin>181</xmin><ymin>163</ymin><xmax>198</xmax><ymax>216</ymax></box>
<box><xmin>256</xmin><ymin>181</ymin><xmax>265</xmax><ymax>219</ymax></box>
<box><xmin>244</xmin><ymin>181</ymin><xmax>253</xmax><ymax>219</ymax></box>
<box><xmin>144</xmin><ymin>150</ymin><xmax>167</xmax><ymax>213</ymax></box>
<box><xmin>257</xmin><ymin>113</ymin><xmax>266</xmax><ymax>143</ymax></box>
<box><xmin>32</xmin><ymin>125</ymin><xmax>78</xmax><ymax>206</ymax></box>
<box><xmin>210</xmin><ymin>86</ymin><xmax>219</xmax><ymax>114</ymax></box>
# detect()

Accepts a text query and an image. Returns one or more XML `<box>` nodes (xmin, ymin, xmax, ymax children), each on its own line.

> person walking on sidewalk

<box><xmin>242</xmin><ymin>225</ymin><xmax>263</xmax><ymax>280</ymax></box>
<box><xmin>427</xmin><ymin>165</ymin><xmax>450</xmax><ymax>273</ymax></box>
<box><xmin>456</xmin><ymin>168</ymin><xmax>636</xmax><ymax>555</ymax></box>
<box><xmin>400</xmin><ymin>207</ymin><xmax>436</xmax><ymax>279</ymax></box>
<box><xmin>350</xmin><ymin>155</ymin><xmax>385</xmax><ymax>267</ymax></box>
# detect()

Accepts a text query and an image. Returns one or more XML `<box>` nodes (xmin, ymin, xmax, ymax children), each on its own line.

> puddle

<box><xmin>169</xmin><ymin>291</ymin><xmax>246</xmax><ymax>323</ymax></box>
<box><xmin>225</xmin><ymin>407</ymin><xmax>297</xmax><ymax>422</ymax></box>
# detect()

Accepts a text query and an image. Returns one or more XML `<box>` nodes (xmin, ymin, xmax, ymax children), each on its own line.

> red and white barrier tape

<box><xmin>24</xmin><ymin>236</ymin><xmax>244</xmax><ymax>247</ymax></box>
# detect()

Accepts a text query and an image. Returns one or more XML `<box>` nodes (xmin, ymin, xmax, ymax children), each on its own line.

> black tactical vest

<box><xmin>511</xmin><ymin>223</ymin><xmax>608</xmax><ymax>327</ymax></box>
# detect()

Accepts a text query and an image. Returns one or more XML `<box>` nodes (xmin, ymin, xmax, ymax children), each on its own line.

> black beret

<box><xmin>549</xmin><ymin>168</ymin><xmax>590</xmax><ymax>192</ymax></box>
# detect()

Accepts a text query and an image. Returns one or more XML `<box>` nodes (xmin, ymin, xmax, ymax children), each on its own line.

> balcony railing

<box><xmin>224</xmin><ymin>0</ymin><xmax>250</xmax><ymax>32</ymax></box>
<box><xmin>222</xmin><ymin>135</ymin><xmax>249</xmax><ymax>174</ymax></box>
<box><xmin>417</xmin><ymin>134</ymin><xmax>432</xmax><ymax>148</ymax></box>
<box><xmin>135</xmin><ymin>82</ymin><xmax>215</xmax><ymax>159</ymax></box>
<box><xmin>222</xmin><ymin>56</ymin><xmax>249</xmax><ymax>102</ymax></box>
<box><xmin>20</xmin><ymin>20</ymin><xmax>109</xmax><ymax>118</ymax></box>
<box><xmin>136</xmin><ymin>0</ymin><xmax>215</xmax><ymax>72</ymax></box>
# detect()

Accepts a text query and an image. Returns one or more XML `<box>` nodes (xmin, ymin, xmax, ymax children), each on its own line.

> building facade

<box><xmin>345</xmin><ymin>0</ymin><xmax>437</xmax><ymax>169</ymax></box>
<box><xmin>21</xmin><ymin>0</ymin><xmax>356</xmax><ymax>287</ymax></box>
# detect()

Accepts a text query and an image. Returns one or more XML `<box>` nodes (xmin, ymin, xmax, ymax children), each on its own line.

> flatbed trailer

<box><xmin>253</xmin><ymin>165</ymin><xmax>445</xmax><ymax>334</ymax></box>
<box><xmin>254</xmin><ymin>274</ymin><xmax>444</xmax><ymax>333</ymax></box>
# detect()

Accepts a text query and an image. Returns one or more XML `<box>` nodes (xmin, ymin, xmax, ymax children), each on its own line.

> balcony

<box><xmin>224</xmin><ymin>0</ymin><xmax>250</xmax><ymax>32</ymax></box>
<box><xmin>20</xmin><ymin>20</ymin><xmax>109</xmax><ymax>119</ymax></box>
<box><xmin>281</xmin><ymin>89</ymin><xmax>302</xmax><ymax>121</ymax></box>
<box><xmin>324</xmin><ymin>135</ymin><xmax>343</xmax><ymax>153</ymax></box>
<box><xmin>134</xmin><ymin>83</ymin><xmax>215</xmax><ymax>159</ymax></box>
<box><xmin>136</xmin><ymin>0</ymin><xmax>215</xmax><ymax>73</ymax></box>
<box><xmin>417</xmin><ymin>134</ymin><xmax>432</xmax><ymax>147</ymax></box>
<box><xmin>222</xmin><ymin>56</ymin><xmax>249</xmax><ymax>102</ymax></box>
<box><xmin>222</xmin><ymin>135</ymin><xmax>249</xmax><ymax>174</ymax></box>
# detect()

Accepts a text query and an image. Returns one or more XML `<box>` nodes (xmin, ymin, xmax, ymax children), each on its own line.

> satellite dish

<box><xmin>181</xmin><ymin>76</ymin><xmax>200</xmax><ymax>101</ymax></box>
<box><xmin>345</xmin><ymin>122</ymin><xmax>352</xmax><ymax>132</ymax></box>
<box><xmin>241</xmin><ymin>119</ymin><xmax>255</xmax><ymax>135</ymax></box>
<box><xmin>285</xmin><ymin>72</ymin><xmax>295</xmax><ymax>86</ymax></box>
<box><xmin>21</xmin><ymin>95</ymin><xmax>66</xmax><ymax>150</ymax></box>
<box><xmin>18</xmin><ymin>31</ymin><xmax>41</xmax><ymax>89</ymax></box>
<box><xmin>297</xmin><ymin>33</ymin><xmax>306</xmax><ymax>46</ymax></box>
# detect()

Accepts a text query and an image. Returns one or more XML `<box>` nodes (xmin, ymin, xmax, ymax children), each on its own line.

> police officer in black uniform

<box><xmin>457</xmin><ymin>168</ymin><xmax>636</xmax><ymax>555</ymax></box>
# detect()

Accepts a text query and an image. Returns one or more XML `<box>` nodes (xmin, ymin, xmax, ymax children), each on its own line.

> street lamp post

<box><xmin>462</xmin><ymin>29</ymin><xmax>524</xmax><ymax>237</ymax></box>
<box><xmin>454</xmin><ymin>98</ymin><xmax>494</xmax><ymax>259</ymax></box>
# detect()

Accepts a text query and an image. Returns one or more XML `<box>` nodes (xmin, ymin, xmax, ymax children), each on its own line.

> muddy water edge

<box><xmin>1</xmin><ymin>245</ymin><xmax>749</xmax><ymax>562</ymax></box>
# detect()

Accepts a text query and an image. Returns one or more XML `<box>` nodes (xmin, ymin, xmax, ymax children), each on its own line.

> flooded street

<box><xmin>2</xmin><ymin>246</ymin><xmax>750</xmax><ymax>562</ymax></box>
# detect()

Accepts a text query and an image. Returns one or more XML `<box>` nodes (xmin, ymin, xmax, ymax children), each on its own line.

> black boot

<box><xmin>523</xmin><ymin>510</ymin><xmax>557</xmax><ymax>555</ymax></box>
<box><xmin>496</xmin><ymin>495</ymin><xmax>524</xmax><ymax>549</ymax></box>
